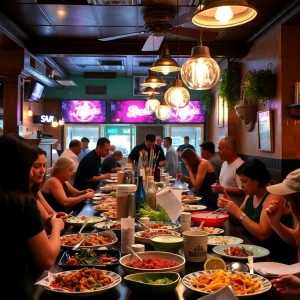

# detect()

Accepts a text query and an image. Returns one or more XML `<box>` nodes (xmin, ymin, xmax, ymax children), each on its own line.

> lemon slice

<box><xmin>204</xmin><ymin>257</ymin><xmax>226</xmax><ymax>270</ymax></box>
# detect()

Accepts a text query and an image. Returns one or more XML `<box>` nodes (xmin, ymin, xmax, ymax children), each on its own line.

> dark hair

<box><xmin>163</xmin><ymin>137</ymin><xmax>172</xmax><ymax>144</ymax></box>
<box><xmin>97</xmin><ymin>137</ymin><xmax>110</xmax><ymax>147</ymax></box>
<box><xmin>69</xmin><ymin>139</ymin><xmax>81</xmax><ymax>148</ymax></box>
<box><xmin>200</xmin><ymin>141</ymin><xmax>215</xmax><ymax>153</ymax></box>
<box><xmin>236</xmin><ymin>159</ymin><xmax>270</xmax><ymax>187</ymax></box>
<box><xmin>31</xmin><ymin>148</ymin><xmax>47</xmax><ymax>199</ymax></box>
<box><xmin>181</xmin><ymin>148</ymin><xmax>200</xmax><ymax>174</ymax></box>
<box><xmin>145</xmin><ymin>134</ymin><xmax>155</xmax><ymax>142</ymax></box>
<box><xmin>81</xmin><ymin>137</ymin><xmax>90</xmax><ymax>143</ymax></box>
<box><xmin>0</xmin><ymin>134</ymin><xmax>38</xmax><ymax>194</ymax></box>
<box><xmin>184</xmin><ymin>136</ymin><xmax>189</xmax><ymax>140</ymax></box>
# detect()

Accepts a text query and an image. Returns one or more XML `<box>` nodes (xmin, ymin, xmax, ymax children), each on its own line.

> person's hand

<box><xmin>84</xmin><ymin>191</ymin><xmax>94</xmax><ymax>199</ymax></box>
<box><xmin>211</xmin><ymin>180</ymin><xmax>225</xmax><ymax>194</ymax></box>
<box><xmin>271</xmin><ymin>275</ymin><xmax>300</xmax><ymax>295</ymax></box>
<box><xmin>115</xmin><ymin>167</ymin><xmax>122</xmax><ymax>172</ymax></box>
<box><xmin>104</xmin><ymin>173</ymin><xmax>111</xmax><ymax>179</ymax></box>
<box><xmin>177</xmin><ymin>173</ymin><xmax>183</xmax><ymax>181</ymax></box>
<box><xmin>218</xmin><ymin>195</ymin><xmax>241</xmax><ymax>217</ymax></box>
<box><xmin>265</xmin><ymin>200</ymin><xmax>282</xmax><ymax>226</ymax></box>
<box><xmin>55</xmin><ymin>212</ymin><xmax>68</xmax><ymax>221</ymax></box>
<box><xmin>85</xmin><ymin>189</ymin><xmax>94</xmax><ymax>193</ymax></box>
<box><xmin>50</xmin><ymin>214</ymin><xmax>65</xmax><ymax>231</ymax></box>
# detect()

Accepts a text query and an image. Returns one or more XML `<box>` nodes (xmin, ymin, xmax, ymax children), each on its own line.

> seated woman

<box><xmin>218</xmin><ymin>159</ymin><xmax>297</xmax><ymax>264</ymax></box>
<box><xmin>177</xmin><ymin>148</ymin><xmax>218</xmax><ymax>209</ymax></box>
<box><xmin>41</xmin><ymin>157</ymin><xmax>94</xmax><ymax>213</ymax></box>
<box><xmin>31</xmin><ymin>148</ymin><xmax>68</xmax><ymax>225</ymax></box>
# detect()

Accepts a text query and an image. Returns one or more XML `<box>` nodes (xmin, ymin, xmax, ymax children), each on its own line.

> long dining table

<box><xmin>33</xmin><ymin>183</ymin><xmax>295</xmax><ymax>300</ymax></box>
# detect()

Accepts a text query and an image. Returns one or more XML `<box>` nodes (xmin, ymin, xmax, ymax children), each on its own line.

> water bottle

<box><xmin>135</xmin><ymin>175</ymin><xmax>146</xmax><ymax>213</ymax></box>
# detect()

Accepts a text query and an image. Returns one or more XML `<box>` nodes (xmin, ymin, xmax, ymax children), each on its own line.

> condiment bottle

<box><xmin>145</xmin><ymin>176</ymin><xmax>157</xmax><ymax>209</ymax></box>
<box><xmin>135</xmin><ymin>175</ymin><xmax>145</xmax><ymax>214</ymax></box>
<box><xmin>121</xmin><ymin>217</ymin><xmax>135</xmax><ymax>254</ymax></box>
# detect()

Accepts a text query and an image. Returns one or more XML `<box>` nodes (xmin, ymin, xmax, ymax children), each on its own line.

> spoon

<box><xmin>197</xmin><ymin>220</ymin><xmax>205</xmax><ymax>231</ymax></box>
<box><xmin>78</xmin><ymin>217</ymin><xmax>89</xmax><ymax>234</ymax></box>
<box><xmin>127</xmin><ymin>246</ymin><xmax>143</xmax><ymax>262</ymax></box>
<box><xmin>137</xmin><ymin>220</ymin><xmax>153</xmax><ymax>232</ymax></box>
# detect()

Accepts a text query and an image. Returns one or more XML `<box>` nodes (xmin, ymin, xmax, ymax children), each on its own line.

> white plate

<box><xmin>182</xmin><ymin>270</ymin><xmax>272</xmax><ymax>297</ymax></box>
<box><xmin>36</xmin><ymin>268</ymin><xmax>121</xmax><ymax>295</ymax></box>
<box><xmin>100</xmin><ymin>210</ymin><xmax>117</xmax><ymax>219</ymax></box>
<box><xmin>181</xmin><ymin>196</ymin><xmax>202</xmax><ymax>203</ymax></box>
<box><xmin>134</xmin><ymin>230</ymin><xmax>181</xmax><ymax>245</ymax></box>
<box><xmin>66</xmin><ymin>216</ymin><xmax>106</xmax><ymax>228</ymax></box>
<box><xmin>183</xmin><ymin>205</ymin><xmax>207</xmax><ymax>212</ymax></box>
<box><xmin>93</xmin><ymin>204</ymin><xmax>116</xmax><ymax>212</ymax></box>
<box><xmin>106</xmin><ymin>179</ymin><xmax>117</xmax><ymax>183</ymax></box>
<box><xmin>190</xmin><ymin>227</ymin><xmax>224</xmax><ymax>235</ymax></box>
<box><xmin>207</xmin><ymin>236</ymin><xmax>243</xmax><ymax>246</ymax></box>
<box><xmin>171</xmin><ymin>188</ymin><xmax>190</xmax><ymax>194</ymax></box>
<box><xmin>145</xmin><ymin>221</ymin><xmax>181</xmax><ymax>232</ymax></box>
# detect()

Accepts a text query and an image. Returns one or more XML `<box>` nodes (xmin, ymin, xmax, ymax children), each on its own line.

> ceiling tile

<box><xmin>55</xmin><ymin>26</ymin><xmax>101</xmax><ymax>39</ymax></box>
<box><xmin>26</xmin><ymin>26</ymin><xmax>58</xmax><ymax>38</ymax></box>
<box><xmin>39</xmin><ymin>4</ymin><xmax>97</xmax><ymax>26</ymax></box>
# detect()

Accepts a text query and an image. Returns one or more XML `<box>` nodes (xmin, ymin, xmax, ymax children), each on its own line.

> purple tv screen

<box><xmin>61</xmin><ymin>100</ymin><xmax>107</xmax><ymax>123</ymax></box>
<box><xmin>110</xmin><ymin>100</ymin><xmax>157</xmax><ymax>123</ymax></box>
<box><xmin>161</xmin><ymin>100</ymin><xmax>205</xmax><ymax>123</ymax></box>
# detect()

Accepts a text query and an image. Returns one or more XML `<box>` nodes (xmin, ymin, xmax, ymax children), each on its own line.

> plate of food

<box><xmin>93</xmin><ymin>199</ymin><xmax>116</xmax><ymax>205</ymax></box>
<box><xmin>181</xmin><ymin>195</ymin><xmax>202</xmax><ymax>203</ymax></box>
<box><xmin>35</xmin><ymin>267</ymin><xmax>121</xmax><ymax>295</ymax></box>
<box><xmin>100</xmin><ymin>184</ymin><xmax>117</xmax><ymax>192</ymax></box>
<box><xmin>182</xmin><ymin>269</ymin><xmax>272</xmax><ymax>297</ymax></box>
<box><xmin>60</xmin><ymin>233</ymin><xmax>118</xmax><ymax>249</ymax></box>
<box><xmin>94</xmin><ymin>221</ymin><xmax>140</xmax><ymax>232</ymax></box>
<box><xmin>212</xmin><ymin>245</ymin><xmax>270</xmax><ymax>260</ymax></box>
<box><xmin>66</xmin><ymin>216</ymin><xmax>106</xmax><ymax>228</ymax></box>
<box><xmin>93</xmin><ymin>203</ymin><xmax>116</xmax><ymax>212</ymax></box>
<box><xmin>106</xmin><ymin>179</ymin><xmax>117</xmax><ymax>183</ymax></box>
<box><xmin>100</xmin><ymin>209</ymin><xmax>117</xmax><ymax>219</ymax></box>
<box><xmin>171</xmin><ymin>188</ymin><xmax>190</xmax><ymax>194</ymax></box>
<box><xmin>207</xmin><ymin>236</ymin><xmax>243</xmax><ymax>246</ymax></box>
<box><xmin>58</xmin><ymin>249</ymin><xmax>120</xmax><ymax>270</ymax></box>
<box><xmin>145</xmin><ymin>221</ymin><xmax>181</xmax><ymax>232</ymax></box>
<box><xmin>120</xmin><ymin>251</ymin><xmax>185</xmax><ymax>274</ymax></box>
<box><xmin>190</xmin><ymin>227</ymin><xmax>224</xmax><ymax>235</ymax></box>
<box><xmin>134</xmin><ymin>229</ymin><xmax>181</xmax><ymax>245</ymax></box>
<box><xmin>183</xmin><ymin>204</ymin><xmax>207</xmax><ymax>212</ymax></box>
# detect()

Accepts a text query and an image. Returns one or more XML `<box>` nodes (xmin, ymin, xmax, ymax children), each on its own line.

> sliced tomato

<box><xmin>66</xmin><ymin>258</ymin><xmax>78</xmax><ymax>265</ymax></box>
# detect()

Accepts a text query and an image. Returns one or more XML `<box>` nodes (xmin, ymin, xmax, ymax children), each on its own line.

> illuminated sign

<box><xmin>110</xmin><ymin>100</ymin><xmax>157</xmax><ymax>123</ymax></box>
<box><xmin>61</xmin><ymin>100</ymin><xmax>107</xmax><ymax>123</ymax></box>
<box><xmin>161</xmin><ymin>100</ymin><xmax>205</xmax><ymax>123</ymax></box>
<box><xmin>34</xmin><ymin>114</ymin><xmax>57</xmax><ymax>125</ymax></box>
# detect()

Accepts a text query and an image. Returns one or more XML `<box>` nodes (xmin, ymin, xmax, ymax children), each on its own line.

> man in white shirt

<box><xmin>60</xmin><ymin>139</ymin><xmax>81</xmax><ymax>184</ymax></box>
<box><xmin>211</xmin><ymin>136</ymin><xmax>245</xmax><ymax>206</ymax></box>
<box><xmin>163</xmin><ymin>137</ymin><xmax>178</xmax><ymax>178</ymax></box>
<box><xmin>78</xmin><ymin>137</ymin><xmax>91</xmax><ymax>163</ymax></box>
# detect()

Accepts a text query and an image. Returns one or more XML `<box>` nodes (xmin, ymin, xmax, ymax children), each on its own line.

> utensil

<box><xmin>127</xmin><ymin>246</ymin><xmax>143</xmax><ymax>262</ymax></box>
<box><xmin>72</xmin><ymin>232</ymin><xmax>94</xmax><ymax>250</ymax></box>
<box><xmin>137</xmin><ymin>220</ymin><xmax>153</xmax><ymax>232</ymax></box>
<box><xmin>197</xmin><ymin>220</ymin><xmax>205</xmax><ymax>231</ymax></box>
<box><xmin>248</xmin><ymin>255</ymin><xmax>254</xmax><ymax>274</ymax></box>
<box><xmin>204</xmin><ymin>208</ymin><xmax>223</xmax><ymax>218</ymax></box>
<box><xmin>215</xmin><ymin>209</ymin><xmax>225</xmax><ymax>218</ymax></box>
<box><xmin>78</xmin><ymin>217</ymin><xmax>89</xmax><ymax>234</ymax></box>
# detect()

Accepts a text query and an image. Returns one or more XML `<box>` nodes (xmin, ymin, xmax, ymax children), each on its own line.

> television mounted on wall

<box><xmin>25</xmin><ymin>81</ymin><xmax>44</xmax><ymax>102</ymax></box>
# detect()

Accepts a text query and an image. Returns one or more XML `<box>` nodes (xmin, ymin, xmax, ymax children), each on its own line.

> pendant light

<box><xmin>155</xmin><ymin>96</ymin><xmax>172</xmax><ymax>121</ymax></box>
<box><xmin>27</xmin><ymin>102</ymin><xmax>33</xmax><ymax>117</ymax></box>
<box><xmin>145</xmin><ymin>93</ymin><xmax>160</xmax><ymax>112</ymax></box>
<box><xmin>150</xmin><ymin>44</ymin><xmax>180</xmax><ymax>75</ymax></box>
<box><xmin>165</xmin><ymin>76</ymin><xmax>190</xmax><ymax>108</ymax></box>
<box><xmin>142</xmin><ymin>87</ymin><xmax>160</xmax><ymax>95</ymax></box>
<box><xmin>181</xmin><ymin>29</ymin><xmax>220</xmax><ymax>90</ymax></box>
<box><xmin>58</xmin><ymin>117</ymin><xmax>65</xmax><ymax>126</ymax></box>
<box><xmin>51</xmin><ymin>117</ymin><xmax>58</xmax><ymax>127</ymax></box>
<box><xmin>141</xmin><ymin>70</ymin><xmax>166</xmax><ymax>89</ymax></box>
<box><xmin>192</xmin><ymin>0</ymin><xmax>257</xmax><ymax>28</ymax></box>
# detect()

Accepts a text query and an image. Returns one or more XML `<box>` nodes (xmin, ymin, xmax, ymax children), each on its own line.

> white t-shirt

<box><xmin>60</xmin><ymin>148</ymin><xmax>79</xmax><ymax>172</ymax></box>
<box><xmin>219</xmin><ymin>157</ymin><xmax>244</xmax><ymax>205</ymax></box>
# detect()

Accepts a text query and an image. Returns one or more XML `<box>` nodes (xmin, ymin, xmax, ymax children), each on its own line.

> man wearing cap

<box><xmin>78</xmin><ymin>137</ymin><xmax>91</xmax><ymax>163</ymax></box>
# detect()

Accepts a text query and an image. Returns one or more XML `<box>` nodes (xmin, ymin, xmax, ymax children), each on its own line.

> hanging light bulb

<box><xmin>150</xmin><ymin>44</ymin><xmax>181</xmax><ymax>75</ymax></box>
<box><xmin>142</xmin><ymin>87</ymin><xmax>160</xmax><ymax>95</ymax></box>
<box><xmin>181</xmin><ymin>45</ymin><xmax>220</xmax><ymax>90</ymax></box>
<box><xmin>58</xmin><ymin>117</ymin><xmax>65</xmax><ymax>126</ymax></box>
<box><xmin>155</xmin><ymin>97</ymin><xmax>172</xmax><ymax>121</ymax></box>
<box><xmin>192</xmin><ymin>0</ymin><xmax>257</xmax><ymax>28</ymax></box>
<box><xmin>51</xmin><ymin>118</ymin><xmax>58</xmax><ymax>127</ymax></box>
<box><xmin>215</xmin><ymin>6</ymin><xmax>233</xmax><ymax>24</ymax></box>
<box><xmin>27</xmin><ymin>102</ymin><xmax>33</xmax><ymax>117</ymax></box>
<box><xmin>165</xmin><ymin>77</ymin><xmax>190</xmax><ymax>108</ymax></box>
<box><xmin>145</xmin><ymin>93</ymin><xmax>160</xmax><ymax>112</ymax></box>
<box><xmin>141</xmin><ymin>70</ymin><xmax>166</xmax><ymax>89</ymax></box>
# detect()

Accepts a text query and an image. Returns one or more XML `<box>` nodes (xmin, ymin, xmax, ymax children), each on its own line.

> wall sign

<box><xmin>34</xmin><ymin>114</ymin><xmax>57</xmax><ymax>125</ymax></box>
<box><xmin>161</xmin><ymin>100</ymin><xmax>205</xmax><ymax>123</ymax></box>
<box><xmin>110</xmin><ymin>100</ymin><xmax>157</xmax><ymax>123</ymax></box>
<box><xmin>61</xmin><ymin>100</ymin><xmax>107</xmax><ymax>123</ymax></box>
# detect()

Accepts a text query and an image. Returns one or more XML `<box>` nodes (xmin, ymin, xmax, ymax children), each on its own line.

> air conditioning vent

<box><xmin>138</xmin><ymin>62</ymin><xmax>153</xmax><ymax>67</ymax></box>
<box><xmin>98</xmin><ymin>60</ymin><xmax>123</xmax><ymax>66</ymax></box>
<box><xmin>85</xmin><ymin>85</ymin><xmax>107</xmax><ymax>95</ymax></box>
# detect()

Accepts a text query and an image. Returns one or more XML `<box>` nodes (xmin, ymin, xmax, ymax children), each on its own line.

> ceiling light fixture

<box><xmin>150</xmin><ymin>44</ymin><xmax>181</xmax><ymax>75</ymax></box>
<box><xmin>145</xmin><ymin>93</ymin><xmax>160</xmax><ymax>112</ymax></box>
<box><xmin>192</xmin><ymin>0</ymin><xmax>257</xmax><ymax>28</ymax></box>
<box><xmin>141</xmin><ymin>70</ymin><xmax>166</xmax><ymax>89</ymax></box>
<box><xmin>142</xmin><ymin>87</ymin><xmax>160</xmax><ymax>95</ymax></box>
<box><xmin>155</xmin><ymin>96</ymin><xmax>172</xmax><ymax>121</ymax></box>
<box><xmin>165</xmin><ymin>76</ymin><xmax>190</xmax><ymax>108</ymax></box>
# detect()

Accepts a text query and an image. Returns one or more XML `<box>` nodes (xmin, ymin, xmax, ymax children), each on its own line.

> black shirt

<box><xmin>128</xmin><ymin>142</ymin><xmax>166</xmax><ymax>164</ymax></box>
<box><xmin>74</xmin><ymin>150</ymin><xmax>101</xmax><ymax>191</ymax></box>
<box><xmin>101</xmin><ymin>154</ymin><xmax>121</xmax><ymax>174</ymax></box>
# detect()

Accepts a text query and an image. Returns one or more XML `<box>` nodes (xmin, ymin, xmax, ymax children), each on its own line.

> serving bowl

<box><xmin>124</xmin><ymin>272</ymin><xmax>180</xmax><ymax>294</ymax></box>
<box><xmin>151</xmin><ymin>235</ymin><xmax>183</xmax><ymax>253</ymax></box>
<box><xmin>134</xmin><ymin>229</ymin><xmax>181</xmax><ymax>245</ymax></box>
<box><xmin>191</xmin><ymin>211</ymin><xmax>229</xmax><ymax>227</ymax></box>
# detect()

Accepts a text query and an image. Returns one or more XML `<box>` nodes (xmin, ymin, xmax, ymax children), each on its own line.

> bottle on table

<box><xmin>145</xmin><ymin>175</ymin><xmax>157</xmax><ymax>209</ymax></box>
<box><xmin>135</xmin><ymin>175</ymin><xmax>146</xmax><ymax>213</ymax></box>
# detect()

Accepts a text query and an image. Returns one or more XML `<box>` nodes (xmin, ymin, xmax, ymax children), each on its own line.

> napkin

<box><xmin>156</xmin><ymin>188</ymin><xmax>184</xmax><ymax>222</ymax></box>
<box><xmin>253</xmin><ymin>262</ymin><xmax>300</xmax><ymax>276</ymax></box>
<box><xmin>197</xmin><ymin>286</ymin><xmax>238</xmax><ymax>300</ymax></box>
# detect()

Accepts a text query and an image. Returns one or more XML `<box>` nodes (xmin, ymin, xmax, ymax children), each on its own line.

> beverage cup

<box><xmin>139</xmin><ymin>217</ymin><xmax>150</xmax><ymax>227</ymax></box>
<box><xmin>180</xmin><ymin>212</ymin><xmax>191</xmax><ymax>232</ymax></box>
<box><xmin>131</xmin><ymin>244</ymin><xmax>145</xmax><ymax>253</ymax></box>
<box><xmin>182</xmin><ymin>231</ymin><xmax>208</xmax><ymax>262</ymax></box>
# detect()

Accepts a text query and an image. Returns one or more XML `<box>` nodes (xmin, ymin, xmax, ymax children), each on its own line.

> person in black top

<box><xmin>74</xmin><ymin>137</ymin><xmax>111</xmax><ymax>191</ymax></box>
<box><xmin>128</xmin><ymin>133</ymin><xmax>166</xmax><ymax>167</ymax></box>
<box><xmin>101</xmin><ymin>150</ymin><xmax>123</xmax><ymax>174</ymax></box>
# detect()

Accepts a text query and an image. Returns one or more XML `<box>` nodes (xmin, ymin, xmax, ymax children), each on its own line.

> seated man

<box><xmin>101</xmin><ymin>150</ymin><xmax>123</xmax><ymax>174</ymax></box>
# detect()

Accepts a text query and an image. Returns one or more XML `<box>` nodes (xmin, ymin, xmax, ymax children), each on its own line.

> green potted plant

<box><xmin>219</xmin><ymin>66</ymin><xmax>241</xmax><ymax>110</ymax></box>
<box><xmin>244</xmin><ymin>67</ymin><xmax>276</xmax><ymax>105</ymax></box>
<box><xmin>201</xmin><ymin>90</ymin><xmax>213</xmax><ymax>113</ymax></box>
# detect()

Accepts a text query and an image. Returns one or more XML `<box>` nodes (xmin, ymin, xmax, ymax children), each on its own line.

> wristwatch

<box><xmin>239</xmin><ymin>213</ymin><xmax>246</xmax><ymax>222</ymax></box>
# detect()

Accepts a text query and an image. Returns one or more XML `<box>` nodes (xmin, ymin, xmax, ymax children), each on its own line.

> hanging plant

<box><xmin>219</xmin><ymin>66</ymin><xmax>241</xmax><ymax>110</ymax></box>
<box><xmin>201</xmin><ymin>90</ymin><xmax>213</xmax><ymax>113</ymax></box>
<box><xmin>244</xmin><ymin>65</ymin><xmax>276</xmax><ymax>105</ymax></box>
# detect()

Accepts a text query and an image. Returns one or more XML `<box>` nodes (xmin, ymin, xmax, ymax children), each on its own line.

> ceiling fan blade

<box><xmin>98</xmin><ymin>31</ymin><xmax>145</xmax><ymax>41</ymax></box>
<box><xmin>171</xmin><ymin>28</ymin><xmax>219</xmax><ymax>42</ymax></box>
<box><xmin>142</xmin><ymin>35</ymin><xmax>164</xmax><ymax>52</ymax></box>
<box><xmin>170</xmin><ymin>9</ymin><xmax>194</xmax><ymax>26</ymax></box>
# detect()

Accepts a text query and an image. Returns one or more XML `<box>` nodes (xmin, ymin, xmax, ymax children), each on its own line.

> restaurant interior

<box><xmin>1</xmin><ymin>0</ymin><xmax>300</xmax><ymax>299</ymax></box>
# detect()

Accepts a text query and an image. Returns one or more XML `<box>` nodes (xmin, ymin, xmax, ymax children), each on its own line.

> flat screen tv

<box><xmin>25</xmin><ymin>81</ymin><xmax>44</xmax><ymax>102</ymax></box>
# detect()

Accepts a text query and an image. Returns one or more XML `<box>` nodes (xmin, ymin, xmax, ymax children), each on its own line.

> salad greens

<box><xmin>138</xmin><ymin>204</ymin><xmax>171</xmax><ymax>221</ymax></box>
<box><xmin>140</xmin><ymin>278</ymin><xmax>174</xmax><ymax>284</ymax></box>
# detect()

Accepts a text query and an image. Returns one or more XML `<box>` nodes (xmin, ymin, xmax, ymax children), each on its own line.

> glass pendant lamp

<box><xmin>155</xmin><ymin>97</ymin><xmax>172</xmax><ymax>121</ymax></box>
<box><xmin>51</xmin><ymin>118</ymin><xmax>59</xmax><ymax>127</ymax></box>
<box><xmin>58</xmin><ymin>117</ymin><xmax>65</xmax><ymax>126</ymax></box>
<box><xmin>145</xmin><ymin>93</ymin><xmax>160</xmax><ymax>112</ymax></box>
<box><xmin>141</xmin><ymin>70</ymin><xmax>166</xmax><ymax>89</ymax></box>
<box><xmin>165</xmin><ymin>77</ymin><xmax>190</xmax><ymax>108</ymax></box>
<box><xmin>142</xmin><ymin>87</ymin><xmax>160</xmax><ymax>95</ymax></box>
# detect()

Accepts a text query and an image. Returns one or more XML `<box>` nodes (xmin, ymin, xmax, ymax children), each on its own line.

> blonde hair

<box><xmin>286</xmin><ymin>193</ymin><xmax>300</xmax><ymax>246</ymax></box>
<box><xmin>51</xmin><ymin>157</ymin><xmax>75</xmax><ymax>176</ymax></box>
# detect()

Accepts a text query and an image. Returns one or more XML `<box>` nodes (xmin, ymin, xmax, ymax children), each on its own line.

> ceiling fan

<box><xmin>98</xmin><ymin>9</ymin><xmax>219</xmax><ymax>51</ymax></box>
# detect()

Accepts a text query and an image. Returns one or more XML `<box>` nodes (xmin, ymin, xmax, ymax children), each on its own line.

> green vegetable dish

<box><xmin>140</xmin><ymin>278</ymin><xmax>174</xmax><ymax>285</ymax></box>
<box><xmin>138</xmin><ymin>205</ymin><xmax>171</xmax><ymax>221</ymax></box>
